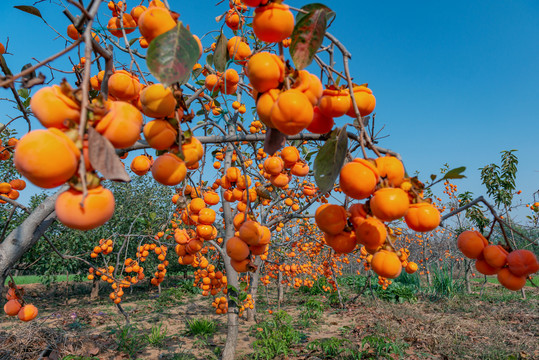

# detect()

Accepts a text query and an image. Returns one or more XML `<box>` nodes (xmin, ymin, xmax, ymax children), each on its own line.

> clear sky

<box><xmin>1</xmin><ymin>1</ymin><xmax>538</xmax><ymax>222</ymax></box>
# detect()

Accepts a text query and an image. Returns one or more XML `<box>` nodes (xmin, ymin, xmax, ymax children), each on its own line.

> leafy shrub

<box><xmin>394</xmin><ymin>271</ymin><xmax>421</xmax><ymax>289</ymax></box>
<box><xmin>297</xmin><ymin>298</ymin><xmax>327</xmax><ymax>328</ymax></box>
<box><xmin>360</xmin><ymin>334</ymin><xmax>409</xmax><ymax>359</ymax></box>
<box><xmin>112</xmin><ymin>323</ymin><xmax>147</xmax><ymax>359</ymax></box>
<box><xmin>307</xmin><ymin>337</ymin><xmax>358</xmax><ymax>358</ymax></box>
<box><xmin>375</xmin><ymin>282</ymin><xmax>418</xmax><ymax>303</ymax></box>
<box><xmin>251</xmin><ymin>311</ymin><xmax>304</xmax><ymax>360</ymax></box>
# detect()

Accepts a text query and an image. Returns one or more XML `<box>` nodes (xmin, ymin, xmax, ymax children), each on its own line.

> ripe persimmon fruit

<box><xmin>457</xmin><ymin>230</ymin><xmax>488</xmax><ymax>259</ymax></box>
<box><xmin>371</xmin><ymin>250</ymin><xmax>402</xmax><ymax>279</ymax></box>
<box><xmin>339</xmin><ymin>159</ymin><xmax>379</xmax><ymax>200</ymax></box>
<box><xmin>404</xmin><ymin>202</ymin><xmax>440</xmax><ymax>232</ymax></box>
<box><xmin>507</xmin><ymin>249</ymin><xmax>539</xmax><ymax>277</ymax></box>
<box><xmin>315</xmin><ymin>204</ymin><xmax>347</xmax><ymax>235</ymax></box>
<box><xmin>14</xmin><ymin>129</ymin><xmax>80</xmax><ymax>189</ymax></box>
<box><xmin>143</xmin><ymin>119</ymin><xmax>177</xmax><ymax>150</ymax></box>
<box><xmin>270</xmin><ymin>90</ymin><xmax>313</xmax><ymax>135</ymax></box>
<box><xmin>140</xmin><ymin>84</ymin><xmax>177</xmax><ymax>118</ymax></box>
<box><xmin>55</xmin><ymin>186</ymin><xmax>115</xmax><ymax>230</ymax></box>
<box><xmin>370</xmin><ymin>188</ymin><xmax>410</xmax><ymax>222</ymax></box>
<box><xmin>253</xmin><ymin>3</ymin><xmax>294</xmax><ymax>43</ymax></box>
<box><xmin>151</xmin><ymin>153</ymin><xmax>187</xmax><ymax>186</ymax></box>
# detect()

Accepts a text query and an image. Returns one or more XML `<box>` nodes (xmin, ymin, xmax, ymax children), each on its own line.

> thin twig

<box><xmin>0</xmin><ymin>38</ymin><xmax>83</xmax><ymax>88</ymax></box>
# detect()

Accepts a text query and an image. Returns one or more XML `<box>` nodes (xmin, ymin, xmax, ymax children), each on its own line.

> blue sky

<box><xmin>1</xmin><ymin>1</ymin><xmax>538</xmax><ymax>222</ymax></box>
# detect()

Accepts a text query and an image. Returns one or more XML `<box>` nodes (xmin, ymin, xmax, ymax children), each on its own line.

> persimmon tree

<box><xmin>1</xmin><ymin>1</ymin><xmax>538</xmax><ymax>359</ymax></box>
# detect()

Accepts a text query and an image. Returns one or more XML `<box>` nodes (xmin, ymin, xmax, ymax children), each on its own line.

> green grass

<box><xmin>471</xmin><ymin>276</ymin><xmax>500</xmax><ymax>285</ymax></box>
<box><xmin>146</xmin><ymin>323</ymin><xmax>169</xmax><ymax>348</ymax></box>
<box><xmin>5</xmin><ymin>274</ymin><xmax>90</xmax><ymax>285</ymax></box>
<box><xmin>183</xmin><ymin>318</ymin><xmax>218</xmax><ymax>339</ymax></box>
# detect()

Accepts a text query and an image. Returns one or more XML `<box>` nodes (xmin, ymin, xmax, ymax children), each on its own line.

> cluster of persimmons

<box><xmin>9</xmin><ymin>0</ymin><xmax>208</xmax><ymax>233</ymax></box>
<box><xmin>3</xmin><ymin>285</ymin><xmax>38</xmax><ymax>322</ymax></box>
<box><xmin>457</xmin><ymin>231</ymin><xmax>538</xmax><ymax>291</ymax></box>
<box><xmin>315</xmin><ymin>155</ymin><xmax>439</xmax><ymax>283</ymax></box>
<box><xmin>0</xmin><ymin>176</ymin><xmax>25</xmax><ymax>204</ymax></box>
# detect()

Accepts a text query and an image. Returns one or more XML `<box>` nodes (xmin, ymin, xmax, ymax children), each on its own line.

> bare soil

<box><xmin>0</xmin><ymin>279</ymin><xmax>537</xmax><ymax>360</ymax></box>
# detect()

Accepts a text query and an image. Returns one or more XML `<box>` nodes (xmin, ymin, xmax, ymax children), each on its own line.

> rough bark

<box><xmin>0</xmin><ymin>187</ymin><xmax>65</xmax><ymax>288</ymax></box>
<box><xmin>277</xmin><ymin>270</ymin><xmax>284</xmax><ymax>310</ymax></box>
<box><xmin>464</xmin><ymin>259</ymin><xmax>472</xmax><ymax>294</ymax></box>
<box><xmin>90</xmin><ymin>276</ymin><xmax>100</xmax><ymax>300</ymax></box>
<box><xmin>247</xmin><ymin>257</ymin><xmax>262</xmax><ymax>322</ymax></box>
<box><xmin>332</xmin><ymin>271</ymin><xmax>344</xmax><ymax>309</ymax></box>
<box><xmin>222</xmin><ymin>139</ymin><xmax>240</xmax><ymax>360</ymax></box>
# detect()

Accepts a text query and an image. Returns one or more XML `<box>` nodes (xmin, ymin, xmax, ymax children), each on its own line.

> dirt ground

<box><xmin>0</xmin><ymin>278</ymin><xmax>537</xmax><ymax>360</ymax></box>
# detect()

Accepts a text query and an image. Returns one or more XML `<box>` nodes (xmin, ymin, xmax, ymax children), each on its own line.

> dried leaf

<box><xmin>87</xmin><ymin>127</ymin><xmax>131</xmax><ymax>182</ymax></box>
<box><xmin>21</xmin><ymin>73</ymin><xmax>45</xmax><ymax>88</ymax></box>
<box><xmin>88</xmin><ymin>345</ymin><xmax>100</xmax><ymax>356</ymax></box>
<box><xmin>14</xmin><ymin>5</ymin><xmax>43</xmax><ymax>19</ymax></box>
<box><xmin>0</xmin><ymin>55</ymin><xmax>12</xmax><ymax>77</ymax></box>
<box><xmin>255</xmin><ymin>186</ymin><xmax>272</xmax><ymax>200</ymax></box>
<box><xmin>263</xmin><ymin>127</ymin><xmax>287</xmax><ymax>155</ymax></box>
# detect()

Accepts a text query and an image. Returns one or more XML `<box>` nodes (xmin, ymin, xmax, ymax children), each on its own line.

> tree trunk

<box><xmin>247</xmin><ymin>257</ymin><xmax>262</xmax><ymax>322</ymax></box>
<box><xmin>222</xmin><ymin>253</ymin><xmax>239</xmax><ymax>360</ymax></box>
<box><xmin>90</xmin><ymin>276</ymin><xmax>100</xmax><ymax>300</ymax></box>
<box><xmin>221</xmin><ymin>140</ymin><xmax>240</xmax><ymax>360</ymax></box>
<box><xmin>0</xmin><ymin>187</ymin><xmax>65</xmax><ymax>289</ymax></box>
<box><xmin>479</xmin><ymin>275</ymin><xmax>488</xmax><ymax>297</ymax></box>
<box><xmin>65</xmin><ymin>270</ymin><xmax>70</xmax><ymax>305</ymax></box>
<box><xmin>422</xmin><ymin>239</ymin><xmax>432</xmax><ymax>286</ymax></box>
<box><xmin>332</xmin><ymin>271</ymin><xmax>344</xmax><ymax>309</ymax></box>
<box><xmin>277</xmin><ymin>270</ymin><xmax>284</xmax><ymax>310</ymax></box>
<box><xmin>464</xmin><ymin>259</ymin><xmax>472</xmax><ymax>294</ymax></box>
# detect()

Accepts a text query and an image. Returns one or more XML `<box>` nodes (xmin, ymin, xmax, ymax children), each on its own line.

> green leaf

<box><xmin>14</xmin><ymin>5</ymin><xmax>43</xmax><ymax>19</ymax></box>
<box><xmin>206</xmin><ymin>54</ymin><xmax>214</xmax><ymax>67</ymax></box>
<box><xmin>228</xmin><ymin>296</ymin><xmax>238</xmax><ymax>306</ymax></box>
<box><xmin>191</xmin><ymin>67</ymin><xmax>203</xmax><ymax>79</ymax></box>
<box><xmin>430</xmin><ymin>174</ymin><xmax>437</xmax><ymax>181</ymax></box>
<box><xmin>146</xmin><ymin>22</ymin><xmax>200</xmax><ymax>86</ymax></box>
<box><xmin>129</xmin><ymin>37</ymin><xmax>138</xmax><ymax>47</ymax></box>
<box><xmin>290</xmin><ymin>4</ymin><xmax>335</xmax><ymax>70</ymax></box>
<box><xmin>17</xmin><ymin>88</ymin><xmax>29</xmax><ymax>99</ymax></box>
<box><xmin>442</xmin><ymin>166</ymin><xmax>466</xmax><ymax>180</ymax></box>
<box><xmin>213</xmin><ymin>32</ymin><xmax>228</xmax><ymax>73</ymax></box>
<box><xmin>314</xmin><ymin>125</ymin><xmax>348</xmax><ymax>194</ymax></box>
